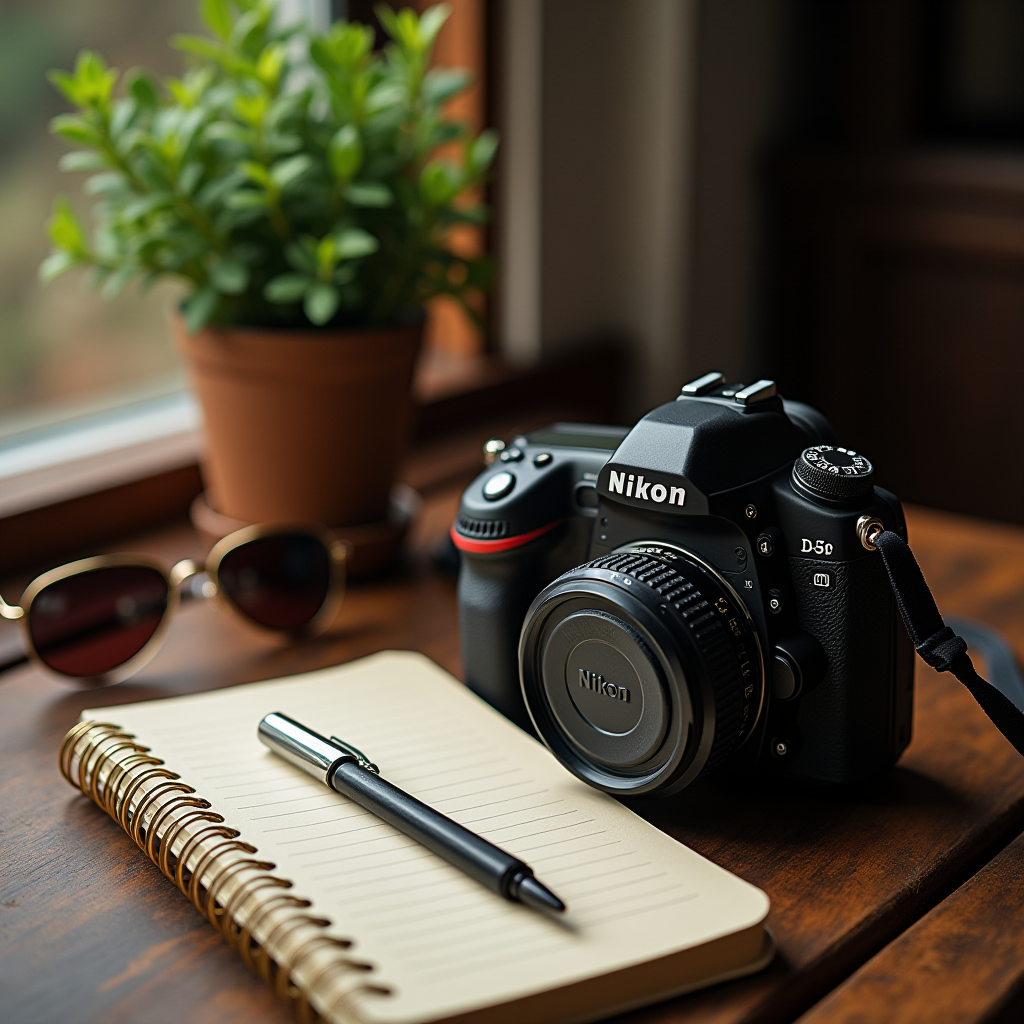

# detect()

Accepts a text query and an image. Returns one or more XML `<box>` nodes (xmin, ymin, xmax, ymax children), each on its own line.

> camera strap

<box><xmin>874</xmin><ymin>529</ymin><xmax>1024</xmax><ymax>757</ymax></box>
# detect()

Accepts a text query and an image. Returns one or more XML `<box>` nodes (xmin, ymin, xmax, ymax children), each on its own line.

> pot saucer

<box><xmin>189</xmin><ymin>484</ymin><xmax>422</xmax><ymax>580</ymax></box>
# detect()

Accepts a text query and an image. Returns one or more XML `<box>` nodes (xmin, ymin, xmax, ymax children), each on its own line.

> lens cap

<box><xmin>541</xmin><ymin>609</ymin><xmax>668</xmax><ymax>768</ymax></box>
<box><xmin>521</xmin><ymin>545</ymin><xmax>763</xmax><ymax>796</ymax></box>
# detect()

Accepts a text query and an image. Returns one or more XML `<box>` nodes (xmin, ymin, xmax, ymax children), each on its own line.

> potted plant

<box><xmin>41</xmin><ymin>0</ymin><xmax>496</xmax><ymax>567</ymax></box>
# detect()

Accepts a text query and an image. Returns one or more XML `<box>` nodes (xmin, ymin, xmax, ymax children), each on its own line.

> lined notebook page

<box><xmin>86</xmin><ymin>652</ymin><xmax>768</xmax><ymax>1024</ymax></box>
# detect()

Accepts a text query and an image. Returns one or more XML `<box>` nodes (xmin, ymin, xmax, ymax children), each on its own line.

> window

<box><xmin>0</xmin><ymin>0</ymin><xmax>199</xmax><ymax>442</ymax></box>
<box><xmin>0</xmin><ymin>0</ymin><xmax>489</xmax><ymax>468</ymax></box>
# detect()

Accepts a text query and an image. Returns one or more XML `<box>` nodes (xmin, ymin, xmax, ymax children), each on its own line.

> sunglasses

<box><xmin>0</xmin><ymin>524</ymin><xmax>346</xmax><ymax>686</ymax></box>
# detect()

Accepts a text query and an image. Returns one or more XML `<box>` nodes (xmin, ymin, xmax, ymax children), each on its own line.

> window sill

<box><xmin>0</xmin><ymin>340</ymin><xmax>625</xmax><ymax>575</ymax></box>
<box><xmin>0</xmin><ymin>392</ymin><xmax>202</xmax><ymax>520</ymax></box>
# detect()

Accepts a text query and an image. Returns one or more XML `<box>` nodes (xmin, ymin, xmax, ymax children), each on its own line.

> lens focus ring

<box><xmin>520</xmin><ymin>544</ymin><xmax>762</xmax><ymax>796</ymax></box>
<box><xmin>587</xmin><ymin>552</ymin><xmax>750</xmax><ymax>774</ymax></box>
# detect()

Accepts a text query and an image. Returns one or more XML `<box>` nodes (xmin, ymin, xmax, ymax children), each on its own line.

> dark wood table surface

<box><xmin>4</xmin><ymin>480</ymin><xmax>1024</xmax><ymax>1024</ymax></box>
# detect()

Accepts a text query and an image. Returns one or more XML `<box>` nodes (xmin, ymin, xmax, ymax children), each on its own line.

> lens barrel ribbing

<box><xmin>520</xmin><ymin>546</ymin><xmax>762</xmax><ymax>796</ymax></box>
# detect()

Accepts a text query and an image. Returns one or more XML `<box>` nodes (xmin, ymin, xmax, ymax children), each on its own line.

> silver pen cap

<box><xmin>258</xmin><ymin>712</ymin><xmax>379</xmax><ymax>784</ymax></box>
<box><xmin>258</xmin><ymin>712</ymin><xmax>346</xmax><ymax>785</ymax></box>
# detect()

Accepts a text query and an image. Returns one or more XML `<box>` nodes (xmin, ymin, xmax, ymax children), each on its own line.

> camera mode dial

<box><xmin>793</xmin><ymin>445</ymin><xmax>874</xmax><ymax>503</ymax></box>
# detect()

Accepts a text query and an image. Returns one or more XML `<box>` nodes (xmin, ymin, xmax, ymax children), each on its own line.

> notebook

<box><xmin>61</xmin><ymin>651</ymin><xmax>772</xmax><ymax>1024</ymax></box>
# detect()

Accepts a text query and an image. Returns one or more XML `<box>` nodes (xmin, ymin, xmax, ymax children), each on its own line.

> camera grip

<box><xmin>458</xmin><ymin>547</ymin><xmax>551</xmax><ymax>731</ymax></box>
<box><xmin>786</xmin><ymin>554</ymin><xmax>914</xmax><ymax>782</ymax></box>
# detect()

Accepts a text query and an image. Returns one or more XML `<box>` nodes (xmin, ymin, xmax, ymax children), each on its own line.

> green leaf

<box><xmin>123</xmin><ymin>192</ymin><xmax>173</xmax><ymax>220</ymax></box>
<box><xmin>47</xmin><ymin>198</ymin><xmax>87</xmax><ymax>255</ymax></box>
<box><xmin>69</xmin><ymin>51</ymin><xmax>118</xmax><ymax>107</ymax></box>
<box><xmin>171</xmin><ymin>34</ymin><xmax>226</xmax><ymax>63</ymax></box>
<box><xmin>39</xmin><ymin>250</ymin><xmax>78</xmax><ymax>282</ymax></box>
<box><xmin>179</xmin><ymin>162</ymin><xmax>204</xmax><ymax>196</ymax></box>
<box><xmin>335</xmin><ymin>228</ymin><xmax>379</xmax><ymax>260</ymax></box>
<box><xmin>365</xmin><ymin>82</ymin><xmax>405</xmax><ymax>114</ymax></box>
<box><xmin>467</xmin><ymin>129</ymin><xmax>499</xmax><ymax>176</ymax></box>
<box><xmin>47</xmin><ymin>70</ymin><xmax>81</xmax><ymax>105</ymax></box>
<box><xmin>84</xmin><ymin>172</ymin><xmax>125</xmax><ymax>195</ymax></box>
<box><xmin>269</xmin><ymin>154</ymin><xmax>312</xmax><ymax>190</ymax></box>
<box><xmin>419</xmin><ymin>160</ymin><xmax>460</xmax><ymax>206</ymax></box>
<box><xmin>59</xmin><ymin>150</ymin><xmax>108</xmax><ymax>172</ymax></box>
<box><xmin>309</xmin><ymin>38</ymin><xmax>337</xmax><ymax>74</ymax></box>
<box><xmin>266</xmin><ymin>132</ymin><xmax>302</xmax><ymax>156</ymax></box>
<box><xmin>285</xmin><ymin>239</ymin><xmax>318</xmax><ymax>274</ymax></box>
<box><xmin>216</xmin><ymin>205</ymin><xmax>265</xmax><ymax>231</ymax></box>
<box><xmin>127</xmin><ymin>70</ymin><xmax>160</xmax><ymax>107</ymax></box>
<box><xmin>332</xmin><ymin>262</ymin><xmax>357</xmax><ymax>286</ymax></box>
<box><xmin>102</xmin><ymin>266</ymin><xmax>136</xmax><ymax>299</ymax></box>
<box><xmin>201</xmin><ymin>0</ymin><xmax>233</xmax><ymax>41</ymax></box>
<box><xmin>304</xmin><ymin>283</ymin><xmax>340</xmax><ymax>325</ymax></box>
<box><xmin>316</xmin><ymin>234</ymin><xmax>337</xmax><ymax>271</ymax></box>
<box><xmin>182</xmin><ymin>286</ymin><xmax>219</xmax><ymax>333</ymax></box>
<box><xmin>234</xmin><ymin>93</ymin><xmax>268</xmax><ymax>127</ymax></box>
<box><xmin>343</xmin><ymin>182</ymin><xmax>392</xmax><ymax>207</ymax></box>
<box><xmin>109</xmin><ymin>98</ymin><xmax>137</xmax><ymax>139</ymax></box>
<box><xmin>256</xmin><ymin>44</ymin><xmax>286</xmax><ymax>89</ymax></box>
<box><xmin>240</xmin><ymin>161</ymin><xmax>271</xmax><ymax>187</ymax></box>
<box><xmin>264</xmin><ymin>273</ymin><xmax>310</xmax><ymax>303</ymax></box>
<box><xmin>423</xmin><ymin>67</ymin><xmax>471</xmax><ymax>106</ymax></box>
<box><xmin>209</xmin><ymin>257</ymin><xmax>250</xmax><ymax>295</ymax></box>
<box><xmin>196</xmin><ymin>169</ymin><xmax>248</xmax><ymax>209</ymax></box>
<box><xmin>328</xmin><ymin>125</ymin><xmax>363</xmax><ymax>183</ymax></box>
<box><xmin>50</xmin><ymin>114</ymin><xmax>99</xmax><ymax>146</ymax></box>
<box><xmin>225</xmin><ymin>190</ymin><xmax>268</xmax><ymax>210</ymax></box>
<box><xmin>418</xmin><ymin>4</ymin><xmax>452</xmax><ymax>49</ymax></box>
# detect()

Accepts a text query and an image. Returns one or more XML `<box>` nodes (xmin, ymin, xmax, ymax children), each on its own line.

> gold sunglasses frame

<box><xmin>0</xmin><ymin>523</ymin><xmax>347</xmax><ymax>687</ymax></box>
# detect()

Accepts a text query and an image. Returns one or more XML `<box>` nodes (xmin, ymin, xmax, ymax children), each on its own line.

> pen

<box><xmin>257</xmin><ymin>712</ymin><xmax>566</xmax><ymax>914</ymax></box>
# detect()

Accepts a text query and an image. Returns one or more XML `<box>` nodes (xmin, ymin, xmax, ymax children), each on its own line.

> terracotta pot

<box><xmin>174</xmin><ymin>316</ymin><xmax>422</xmax><ymax>526</ymax></box>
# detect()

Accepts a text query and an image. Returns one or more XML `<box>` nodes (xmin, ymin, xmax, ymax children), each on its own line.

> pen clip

<box><xmin>330</xmin><ymin>737</ymin><xmax>379</xmax><ymax>774</ymax></box>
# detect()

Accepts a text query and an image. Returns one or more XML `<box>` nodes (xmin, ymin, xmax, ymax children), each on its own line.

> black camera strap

<box><xmin>874</xmin><ymin>529</ymin><xmax>1024</xmax><ymax>757</ymax></box>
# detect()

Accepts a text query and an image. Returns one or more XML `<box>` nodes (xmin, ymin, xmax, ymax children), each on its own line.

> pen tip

<box><xmin>516</xmin><ymin>875</ymin><xmax>566</xmax><ymax>913</ymax></box>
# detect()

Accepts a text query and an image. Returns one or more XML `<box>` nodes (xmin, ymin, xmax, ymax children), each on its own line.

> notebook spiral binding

<box><xmin>60</xmin><ymin>719</ymin><xmax>391</xmax><ymax>1024</ymax></box>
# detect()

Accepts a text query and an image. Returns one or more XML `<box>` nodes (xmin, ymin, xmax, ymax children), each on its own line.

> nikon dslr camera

<box><xmin>453</xmin><ymin>373</ymin><xmax>914</xmax><ymax>796</ymax></box>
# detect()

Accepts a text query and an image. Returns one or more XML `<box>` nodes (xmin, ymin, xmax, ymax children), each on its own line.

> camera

<box><xmin>452</xmin><ymin>373</ymin><xmax>914</xmax><ymax>796</ymax></box>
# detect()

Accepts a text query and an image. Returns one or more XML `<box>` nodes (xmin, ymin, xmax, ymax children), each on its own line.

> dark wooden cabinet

<box><xmin>773</xmin><ymin>150</ymin><xmax>1024</xmax><ymax>523</ymax></box>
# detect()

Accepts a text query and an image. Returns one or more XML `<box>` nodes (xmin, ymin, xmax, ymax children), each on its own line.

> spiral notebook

<box><xmin>61</xmin><ymin>651</ymin><xmax>772</xmax><ymax>1024</ymax></box>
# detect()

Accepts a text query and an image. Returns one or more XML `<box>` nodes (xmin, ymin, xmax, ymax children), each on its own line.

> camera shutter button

<box><xmin>483</xmin><ymin>471</ymin><xmax>516</xmax><ymax>500</ymax></box>
<box><xmin>794</xmin><ymin>445</ymin><xmax>874</xmax><ymax>502</ymax></box>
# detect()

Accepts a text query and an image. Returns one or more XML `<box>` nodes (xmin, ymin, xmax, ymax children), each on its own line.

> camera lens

<box><xmin>519</xmin><ymin>543</ymin><xmax>763</xmax><ymax>796</ymax></box>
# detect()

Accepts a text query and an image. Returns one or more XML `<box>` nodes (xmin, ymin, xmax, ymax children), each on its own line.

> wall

<box><xmin>497</xmin><ymin>0</ymin><xmax>787</xmax><ymax>417</ymax></box>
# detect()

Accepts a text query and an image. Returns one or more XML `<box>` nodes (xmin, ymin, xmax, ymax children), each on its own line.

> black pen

<box><xmin>257</xmin><ymin>712</ymin><xmax>566</xmax><ymax>914</ymax></box>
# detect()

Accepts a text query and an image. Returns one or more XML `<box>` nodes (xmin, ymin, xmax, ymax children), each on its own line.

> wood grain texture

<box><xmin>794</xmin><ymin>829</ymin><xmax>1024</xmax><ymax>1024</ymax></box>
<box><xmin>2</xmin><ymin>501</ymin><xmax>1024</xmax><ymax>1024</ymax></box>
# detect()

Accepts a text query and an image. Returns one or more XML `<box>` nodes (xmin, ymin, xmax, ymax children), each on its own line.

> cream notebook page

<box><xmin>86</xmin><ymin>651</ymin><xmax>769</xmax><ymax>1024</ymax></box>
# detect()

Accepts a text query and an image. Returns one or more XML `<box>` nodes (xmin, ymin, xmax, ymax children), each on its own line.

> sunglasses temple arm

<box><xmin>0</xmin><ymin>596</ymin><xmax>28</xmax><ymax>677</ymax></box>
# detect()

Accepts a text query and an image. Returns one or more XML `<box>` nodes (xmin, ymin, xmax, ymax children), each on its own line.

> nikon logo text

<box><xmin>608</xmin><ymin>471</ymin><xmax>685</xmax><ymax>507</ymax></box>
<box><xmin>579</xmin><ymin>669</ymin><xmax>630</xmax><ymax>703</ymax></box>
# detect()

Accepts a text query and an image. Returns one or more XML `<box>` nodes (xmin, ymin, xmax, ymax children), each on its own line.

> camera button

<box><xmin>500</xmin><ymin>447</ymin><xmax>524</xmax><ymax>462</ymax></box>
<box><xmin>756</xmin><ymin>528</ymin><xmax>780</xmax><ymax>557</ymax></box>
<box><xmin>767</xmin><ymin>588</ymin><xmax>784</xmax><ymax>615</ymax></box>
<box><xmin>772</xmin><ymin>654</ymin><xmax>800</xmax><ymax>701</ymax></box>
<box><xmin>533</xmin><ymin>452</ymin><xmax>553</xmax><ymax>467</ymax></box>
<box><xmin>483</xmin><ymin>472</ymin><xmax>516</xmax><ymax>501</ymax></box>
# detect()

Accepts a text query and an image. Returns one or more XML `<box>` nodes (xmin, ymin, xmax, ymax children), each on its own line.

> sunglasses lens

<box><xmin>28</xmin><ymin>566</ymin><xmax>169</xmax><ymax>677</ymax></box>
<box><xmin>217</xmin><ymin>534</ymin><xmax>332</xmax><ymax>631</ymax></box>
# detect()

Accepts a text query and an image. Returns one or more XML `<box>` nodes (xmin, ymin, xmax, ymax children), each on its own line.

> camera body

<box><xmin>454</xmin><ymin>374</ymin><xmax>914</xmax><ymax>796</ymax></box>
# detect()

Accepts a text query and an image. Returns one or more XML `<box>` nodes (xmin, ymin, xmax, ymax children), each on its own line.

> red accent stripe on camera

<box><xmin>450</xmin><ymin>520</ymin><xmax>564</xmax><ymax>554</ymax></box>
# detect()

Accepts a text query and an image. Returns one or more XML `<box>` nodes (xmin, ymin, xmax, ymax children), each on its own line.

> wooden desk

<box><xmin>3</xmin><ymin>493</ymin><xmax>1024</xmax><ymax>1024</ymax></box>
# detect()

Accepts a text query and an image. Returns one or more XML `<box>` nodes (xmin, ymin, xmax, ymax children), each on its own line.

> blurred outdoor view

<box><xmin>0</xmin><ymin>0</ymin><xmax>199</xmax><ymax>439</ymax></box>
